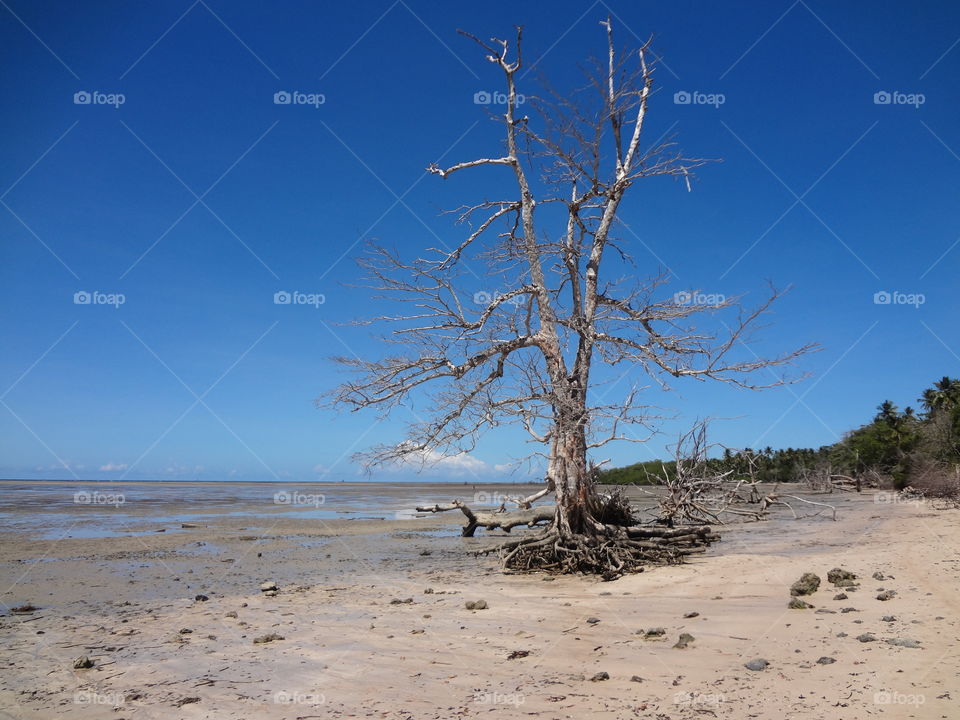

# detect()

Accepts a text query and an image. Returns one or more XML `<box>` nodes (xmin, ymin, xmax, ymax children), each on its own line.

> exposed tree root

<box><xmin>478</xmin><ymin>524</ymin><xmax>719</xmax><ymax>579</ymax></box>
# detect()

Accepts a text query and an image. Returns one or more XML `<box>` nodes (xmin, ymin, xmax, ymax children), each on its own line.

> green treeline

<box><xmin>599</xmin><ymin>376</ymin><xmax>960</xmax><ymax>488</ymax></box>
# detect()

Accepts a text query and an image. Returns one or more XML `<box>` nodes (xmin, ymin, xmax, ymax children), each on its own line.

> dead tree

<box><xmin>326</xmin><ymin>20</ymin><xmax>815</xmax><ymax>575</ymax></box>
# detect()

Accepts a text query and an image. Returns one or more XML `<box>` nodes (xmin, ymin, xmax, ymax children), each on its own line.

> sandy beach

<box><xmin>0</xmin><ymin>483</ymin><xmax>957</xmax><ymax>719</ymax></box>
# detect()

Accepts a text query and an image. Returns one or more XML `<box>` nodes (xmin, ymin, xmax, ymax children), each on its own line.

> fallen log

<box><xmin>415</xmin><ymin>500</ymin><xmax>554</xmax><ymax>537</ymax></box>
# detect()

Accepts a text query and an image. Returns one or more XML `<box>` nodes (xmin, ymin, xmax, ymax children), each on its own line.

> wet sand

<box><xmin>0</xmin><ymin>484</ymin><xmax>957</xmax><ymax>719</ymax></box>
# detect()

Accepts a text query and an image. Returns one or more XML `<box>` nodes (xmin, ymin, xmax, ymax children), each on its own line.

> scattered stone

<box><xmin>73</xmin><ymin>656</ymin><xmax>94</xmax><ymax>669</ymax></box>
<box><xmin>790</xmin><ymin>572</ymin><xmax>821</xmax><ymax>596</ymax></box>
<box><xmin>744</xmin><ymin>658</ymin><xmax>769</xmax><ymax>671</ymax></box>
<box><xmin>673</xmin><ymin>633</ymin><xmax>695</xmax><ymax>649</ymax></box>
<box><xmin>837</xmin><ymin>632</ymin><xmax>848</xmax><ymax>638</ymax></box>
<box><xmin>644</xmin><ymin>627</ymin><xmax>666</xmax><ymax>638</ymax></box>
<box><xmin>194</xmin><ymin>594</ymin><xmax>209</xmax><ymax>602</ymax></box>
<box><xmin>871</xmin><ymin>571</ymin><xmax>886</xmax><ymax>581</ymax></box>
<box><xmin>586</xmin><ymin>617</ymin><xmax>601</xmax><ymax>624</ymax></box>
<box><xmin>841</xmin><ymin>607</ymin><xmax>859</xmax><ymax>613</ymax></box>
<box><xmin>465</xmin><ymin>600</ymin><xmax>488</xmax><ymax>610</ymax></box>
<box><xmin>224</xmin><ymin>611</ymin><xmax>238</xmax><ymax>619</ymax></box>
<box><xmin>856</xmin><ymin>633</ymin><xmax>877</xmax><ymax>643</ymax></box>
<box><xmin>507</xmin><ymin>649</ymin><xmax>531</xmax><ymax>660</ymax></box>
<box><xmin>630</xmin><ymin>675</ymin><xmax>643</xmax><ymax>683</ymax></box>
<box><xmin>882</xmin><ymin>615</ymin><xmax>897</xmax><ymax>622</ymax></box>
<box><xmin>788</xmin><ymin>598</ymin><xmax>813</xmax><ymax>609</ymax></box>
<box><xmin>877</xmin><ymin>591</ymin><xmax>896</xmax><ymax>601</ymax></box>
<box><xmin>886</xmin><ymin>638</ymin><xmax>920</xmax><ymax>648</ymax></box>
<box><xmin>390</xmin><ymin>598</ymin><xmax>414</xmax><ymax>605</ymax></box>
<box><xmin>424</xmin><ymin>588</ymin><xmax>434</xmax><ymax>594</ymax></box>
<box><xmin>259</xmin><ymin>581</ymin><xmax>278</xmax><ymax>593</ymax></box>
<box><xmin>683</xmin><ymin>611</ymin><xmax>700</xmax><ymax>618</ymax></box>
<box><xmin>816</xmin><ymin>656</ymin><xmax>836</xmax><ymax>664</ymax></box>
<box><xmin>827</xmin><ymin>568</ymin><xmax>857</xmax><ymax>585</ymax></box>
<box><xmin>253</xmin><ymin>633</ymin><xmax>284</xmax><ymax>644</ymax></box>
<box><xmin>590</xmin><ymin>671</ymin><xmax>610</xmax><ymax>682</ymax></box>
<box><xmin>833</xmin><ymin>593</ymin><xmax>848</xmax><ymax>601</ymax></box>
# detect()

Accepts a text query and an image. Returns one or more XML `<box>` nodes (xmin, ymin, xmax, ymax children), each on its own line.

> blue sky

<box><xmin>1</xmin><ymin>0</ymin><xmax>958</xmax><ymax>482</ymax></box>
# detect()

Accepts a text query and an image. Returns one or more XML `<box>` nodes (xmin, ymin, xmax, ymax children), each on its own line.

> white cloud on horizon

<box><xmin>99</xmin><ymin>462</ymin><xmax>129</xmax><ymax>472</ymax></box>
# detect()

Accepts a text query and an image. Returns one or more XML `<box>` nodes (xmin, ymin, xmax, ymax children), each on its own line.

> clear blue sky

<box><xmin>1</xmin><ymin>0</ymin><xmax>958</xmax><ymax>482</ymax></box>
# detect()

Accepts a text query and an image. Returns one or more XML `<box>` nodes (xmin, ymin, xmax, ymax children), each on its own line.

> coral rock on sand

<box><xmin>253</xmin><ymin>633</ymin><xmax>284</xmax><ymax>644</ymax></box>
<box><xmin>788</xmin><ymin>598</ymin><xmax>813</xmax><ymax>609</ymax></box>
<box><xmin>790</xmin><ymin>572</ymin><xmax>822</xmax><ymax>596</ymax></box>
<box><xmin>590</xmin><ymin>671</ymin><xmax>610</xmax><ymax>681</ymax></box>
<box><xmin>816</xmin><ymin>656</ymin><xmax>836</xmax><ymax>664</ymax></box>
<box><xmin>465</xmin><ymin>600</ymin><xmax>488</xmax><ymax>610</ymax></box>
<box><xmin>856</xmin><ymin>633</ymin><xmax>877</xmax><ymax>643</ymax></box>
<box><xmin>877</xmin><ymin>590</ymin><xmax>896</xmax><ymax>601</ymax></box>
<box><xmin>673</xmin><ymin>633</ymin><xmax>695</xmax><ymax>649</ymax></box>
<box><xmin>744</xmin><ymin>658</ymin><xmax>769</xmax><ymax>671</ymax></box>
<box><xmin>827</xmin><ymin>568</ymin><xmax>858</xmax><ymax>587</ymax></box>
<box><xmin>886</xmin><ymin>638</ymin><xmax>921</xmax><ymax>648</ymax></box>
<box><xmin>73</xmin><ymin>656</ymin><xmax>94</xmax><ymax>669</ymax></box>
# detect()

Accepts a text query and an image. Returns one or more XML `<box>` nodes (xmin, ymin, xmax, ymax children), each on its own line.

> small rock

<box><xmin>644</xmin><ymin>627</ymin><xmax>666</xmax><ymax>638</ymax></box>
<box><xmin>586</xmin><ymin>617</ymin><xmax>601</xmax><ymax>624</ymax></box>
<box><xmin>259</xmin><ymin>581</ymin><xmax>278</xmax><ymax>592</ymax></box>
<box><xmin>73</xmin><ymin>656</ymin><xmax>94</xmax><ymax>669</ymax></box>
<box><xmin>590</xmin><ymin>671</ymin><xmax>610</xmax><ymax>681</ymax></box>
<box><xmin>178</xmin><ymin>628</ymin><xmax>192</xmax><ymax>635</ymax></box>
<box><xmin>194</xmin><ymin>594</ymin><xmax>209</xmax><ymax>602</ymax></box>
<box><xmin>876</xmin><ymin>591</ymin><xmax>896</xmax><ymax>601</ymax></box>
<box><xmin>465</xmin><ymin>600</ymin><xmax>488</xmax><ymax>610</ymax></box>
<box><xmin>841</xmin><ymin>607</ymin><xmax>859</xmax><ymax>613</ymax></box>
<box><xmin>224</xmin><ymin>611</ymin><xmax>238</xmax><ymax>619</ymax></box>
<box><xmin>871</xmin><ymin>571</ymin><xmax>886</xmax><ymax>581</ymax></box>
<box><xmin>673</xmin><ymin>633</ymin><xmax>695</xmax><ymax>649</ymax></box>
<box><xmin>827</xmin><ymin>568</ymin><xmax>857</xmax><ymax>585</ymax></box>
<box><xmin>815</xmin><ymin>609</ymin><xmax>837</xmax><ymax>614</ymax></box>
<box><xmin>886</xmin><ymin>638</ymin><xmax>920</xmax><ymax>648</ymax></box>
<box><xmin>788</xmin><ymin>598</ymin><xmax>813</xmax><ymax>609</ymax></box>
<box><xmin>507</xmin><ymin>649</ymin><xmax>530</xmax><ymax>660</ymax></box>
<box><xmin>790</xmin><ymin>572</ymin><xmax>821</xmax><ymax>596</ymax></box>
<box><xmin>816</xmin><ymin>656</ymin><xmax>836</xmax><ymax>664</ymax></box>
<box><xmin>253</xmin><ymin>633</ymin><xmax>284</xmax><ymax>644</ymax></box>
<box><xmin>744</xmin><ymin>658</ymin><xmax>769</xmax><ymax>671</ymax></box>
<box><xmin>856</xmin><ymin>633</ymin><xmax>877</xmax><ymax>643</ymax></box>
<box><xmin>881</xmin><ymin>615</ymin><xmax>897</xmax><ymax>622</ymax></box>
<box><xmin>424</xmin><ymin>588</ymin><xmax>434</xmax><ymax>594</ymax></box>
<box><xmin>630</xmin><ymin>675</ymin><xmax>643</xmax><ymax>682</ymax></box>
<box><xmin>833</xmin><ymin>593</ymin><xmax>848</xmax><ymax>600</ymax></box>
<box><xmin>683</xmin><ymin>611</ymin><xmax>700</xmax><ymax>618</ymax></box>
<box><xmin>390</xmin><ymin>598</ymin><xmax>414</xmax><ymax>605</ymax></box>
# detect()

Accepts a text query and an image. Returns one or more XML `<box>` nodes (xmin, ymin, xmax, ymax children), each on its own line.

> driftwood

<box><xmin>416</xmin><ymin>500</ymin><xmax>554</xmax><ymax>537</ymax></box>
